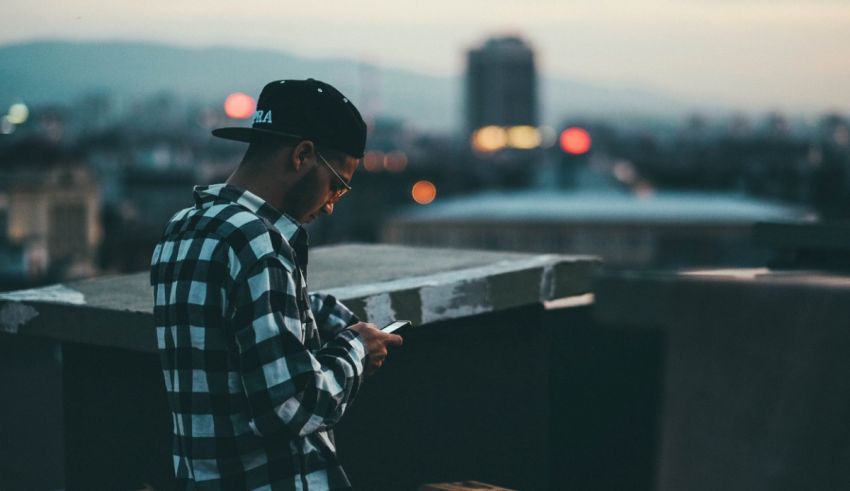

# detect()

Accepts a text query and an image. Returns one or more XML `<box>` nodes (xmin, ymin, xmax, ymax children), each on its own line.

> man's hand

<box><xmin>349</xmin><ymin>322</ymin><xmax>403</xmax><ymax>375</ymax></box>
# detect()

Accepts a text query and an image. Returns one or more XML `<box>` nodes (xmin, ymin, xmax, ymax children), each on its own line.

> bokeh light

<box><xmin>506</xmin><ymin>125</ymin><xmax>542</xmax><ymax>149</ymax></box>
<box><xmin>363</xmin><ymin>151</ymin><xmax>383</xmax><ymax>172</ymax></box>
<box><xmin>224</xmin><ymin>92</ymin><xmax>256</xmax><ymax>119</ymax></box>
<box><xmin>471</xmin><ymin>125</ymin><xmax>508</xmax><ymax>153</ymax></box>
<box><xmin>560</xmin><ymin>127</ymin><xmax>592</xmax><ymax>155</ymax></box>
<box><xmin>384</xmin><ymin>151</ymin><xmax>408</xmax><ymax>172</ymax></box>
<box><xmin>411</xmin><ymin>180</ymin><xmax>437</xmax><ymax>205</ymax></box>
<box><xmin>633</xmin><ymin>180</ymin><xmax>655</xmax><ymax>199</ymax></box>
<box><xmin>613</xmin><ymin>160</ymin><xmax>637</xmax><ymax>184</ymax></box>
<box><xmin>7</xmin><ymin>103</ymin><xmax>29</xmax><ymax>125</ymax></box>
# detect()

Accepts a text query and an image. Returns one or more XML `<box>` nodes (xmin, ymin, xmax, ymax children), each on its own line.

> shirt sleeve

<box><xmin>232</xmin><ymin>256</ymin><xmax>367</xmax><ymax>438</ymax></box>
<box><xmin>309</xmin><ymin>292</ymin><xmax>360</xmax><ymax>342</ymax></box>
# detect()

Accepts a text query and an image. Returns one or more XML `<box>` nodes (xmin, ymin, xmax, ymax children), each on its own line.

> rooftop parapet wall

<box><xmin>593</xmin><ymin>267</ymin><xmax>850</xmax><ymax>491</ymax></box>
<box><xmin>0</xmin><ymin>244</ymin><xmax>600</xmax><ymax>353</ymax></box>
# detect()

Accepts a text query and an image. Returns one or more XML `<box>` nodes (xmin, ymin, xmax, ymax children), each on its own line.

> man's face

<box><xmin>286</xmin><ymin>152</ymin><xmax>359</xmax><ymax>224</ymax></box>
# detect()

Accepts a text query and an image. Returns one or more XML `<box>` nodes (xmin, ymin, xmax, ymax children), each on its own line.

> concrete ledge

<box><xmin>0</xmin><ymin>244</ymin><xmax>600</xmax><ymax>353</ymax></box>
<box><xmin>593</xmin><ymin>268</ymin><xmax>850</xmax><ymax>491</ymax></box>
<box><xmin>594</xmin><ymin>268</ymin><xmax>850</xmax><ymax>328</ymax></box>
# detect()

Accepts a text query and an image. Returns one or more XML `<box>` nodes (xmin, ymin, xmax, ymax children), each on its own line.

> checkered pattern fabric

<box><xmin>151</xmin><ymin>183</ymin><xmax>366</xmax><ymax>490</ymax></box>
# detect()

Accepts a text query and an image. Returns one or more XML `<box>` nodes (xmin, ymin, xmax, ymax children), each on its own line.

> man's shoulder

<box><xmin>161</xmin><ymin>203</ymin><xmax>296</xmax><ymax>274</ymax></box>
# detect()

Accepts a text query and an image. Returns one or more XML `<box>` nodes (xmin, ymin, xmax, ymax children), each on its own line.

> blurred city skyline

<box><xmin>2</xmin><ymin>0</ymin><xmax>849</xmax><ymax>289</ymax></box>
<box><xmin>3</xmin><ymin>0</ymin><xmax>850</xmax><ymax>114</ymax></box>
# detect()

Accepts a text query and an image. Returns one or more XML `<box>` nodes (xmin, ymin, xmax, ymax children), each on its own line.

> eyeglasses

<box><xmin>316</xmin><ymin>151</ymin><xmax>352</xmax><ymax>203</ymax></box>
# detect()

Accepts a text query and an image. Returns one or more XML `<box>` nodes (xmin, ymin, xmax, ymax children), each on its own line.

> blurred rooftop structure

<box><xmin>391</xmin><ymin>190</ymin><xmax>809</xmax><ymax>223</ymax></box>
<box><xmin>384</xmin><ymin>190</ymin><xmax>813</xmax><ymax>269</ymax></box>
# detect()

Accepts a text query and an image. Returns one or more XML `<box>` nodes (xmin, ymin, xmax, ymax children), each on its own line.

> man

<box><xmin>150</xmin><ymin>79</ymin><xmax>402</xmax><ymax>490</ymax></box>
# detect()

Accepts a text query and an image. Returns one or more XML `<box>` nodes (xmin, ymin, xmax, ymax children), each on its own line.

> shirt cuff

<box><xmin>335</xmin><ymin>328</ymin><xmax>367</xmax><ymax>376</ymax></box>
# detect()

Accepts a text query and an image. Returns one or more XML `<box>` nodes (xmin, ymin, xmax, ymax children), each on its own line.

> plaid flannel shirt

<box><xmin>150</xmin><ymin>183</ymin><xmax>367</xmax><ymax>490</ymax></box>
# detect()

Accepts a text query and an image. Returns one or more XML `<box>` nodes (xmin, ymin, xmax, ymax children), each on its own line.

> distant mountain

<box><xmin>0</xmin><ymin>40</ymin><xmax>689</xmax><ymax>131</ymax></box>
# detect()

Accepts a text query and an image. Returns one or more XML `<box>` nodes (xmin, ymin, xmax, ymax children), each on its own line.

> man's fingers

<box><xmin>384</xmin><ymin>333</ymin><xmax>403</xmax><ymax>346</ymax></box>
<box><xmin>366</xmin><ymin>358</ymin><xmax>383</xmax><ymax>375</ymax></box>
<box><xmin>358</xmin><ymin>326</ymin><xmax>402</xmax><ymax>377</ymax></box>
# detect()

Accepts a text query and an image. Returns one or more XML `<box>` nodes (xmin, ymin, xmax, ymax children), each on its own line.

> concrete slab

<box><xmin>0</xmin><ymin>244</ymin><xmax>599</xmax><ymax>353</ymax></box>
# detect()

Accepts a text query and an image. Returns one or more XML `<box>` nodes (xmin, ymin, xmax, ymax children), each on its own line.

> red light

<box><xmin>412</xmin><ymin>180</ymin><xmax>437</xmax><ymax>205</ymax></box>
<box><xmin>560</xmin><ymin>128</ymin><xmax>592</xmax><ymax>155</ymax></box>
<box><xmin>224</xmin><ymin>92</ymin><xmax>256</xmax><ymax>119</ymax></box>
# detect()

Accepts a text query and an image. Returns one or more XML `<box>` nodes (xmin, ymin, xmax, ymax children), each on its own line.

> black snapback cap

<box><xmin>212</xmin><ymin>79</ymin><xmax>367</xmax><ymax>158</ymax></box>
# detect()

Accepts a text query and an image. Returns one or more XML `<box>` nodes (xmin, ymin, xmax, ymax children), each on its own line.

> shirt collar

<box><xmin>193</xmin><ymin>183</ymin><xmax>305</xmax><ymax>244</ymax></box>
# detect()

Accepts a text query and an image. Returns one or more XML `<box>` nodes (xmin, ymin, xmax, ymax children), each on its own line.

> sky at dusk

<box><xmin>3</xmin><ymin>0</ymin><xmax>850</xmax><ymax>113</ymax></box>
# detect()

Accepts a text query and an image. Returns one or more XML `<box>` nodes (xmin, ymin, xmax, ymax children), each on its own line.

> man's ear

<box><xmin>290</xmin><ymin>140</ymin><xmax>315</xmax><ymax>172</ymax></box>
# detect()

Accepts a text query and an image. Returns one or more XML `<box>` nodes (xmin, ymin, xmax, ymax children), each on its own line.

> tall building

<box><xmin>465</xmin><ymin>36</ymin><xmax>538</xmax><ymax>135</ymax></box>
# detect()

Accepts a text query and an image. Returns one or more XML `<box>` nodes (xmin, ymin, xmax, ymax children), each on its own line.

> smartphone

<box><xmin>381</xmin><ymin>320</ymin><xmax>412</xmax><ymax>334</ymax></box>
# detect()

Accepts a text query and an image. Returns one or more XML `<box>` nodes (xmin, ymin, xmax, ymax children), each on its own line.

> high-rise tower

<box><xmin>465</xmin><ymin>36</ymin><xmax>537</xmax><ymax>136</ymax></box>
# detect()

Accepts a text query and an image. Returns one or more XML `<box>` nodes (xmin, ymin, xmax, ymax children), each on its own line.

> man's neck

<box><xmin>226</xmin><ymin>169</ymin><xmax>285</xmax><ymax>212</ymax></box>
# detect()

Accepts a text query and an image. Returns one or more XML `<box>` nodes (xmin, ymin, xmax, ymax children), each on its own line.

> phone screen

<box><xmin>382</xmin><ymin>320</ymin><xmax>412</xmax><ymax>334</ymax></box>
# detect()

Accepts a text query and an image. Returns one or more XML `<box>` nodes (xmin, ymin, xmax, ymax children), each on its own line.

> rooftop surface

<box><xmin>0</xmin><ymin>244</ymin><xmax>600</xmax><ymax>352</ymax></box>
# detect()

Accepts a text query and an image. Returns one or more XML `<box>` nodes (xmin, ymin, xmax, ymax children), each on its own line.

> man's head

<box><xmin>213</xmin><ymin>79</ymin><xmax>366</xmax><ymax>224</ymax></box>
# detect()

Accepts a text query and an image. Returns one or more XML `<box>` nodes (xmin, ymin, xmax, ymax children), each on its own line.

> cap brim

<box><xmin>211</xmin><ymin>127</ymin><xmax>305</xmax><ymax>143</ymax></box>
<box><xmin>211</xmin><ymin>127</ymin><xmax>364</xmax><ymax>158</ymax></box>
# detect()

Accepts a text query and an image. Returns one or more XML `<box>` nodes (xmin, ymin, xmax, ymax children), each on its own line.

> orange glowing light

<box><xmin>224</xmin><ymin>92</ymin><xmax>256</xmax><ymax>119</ymax></box>
<box><xmin>411</xmin><ymin>180</ymin><xmax>437</xmax><ymax>205</ymax></box>
<box><xmin>560</xmin><ymin>128</ymin><xmax>592</xmax><ymax>155</ymax></box>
